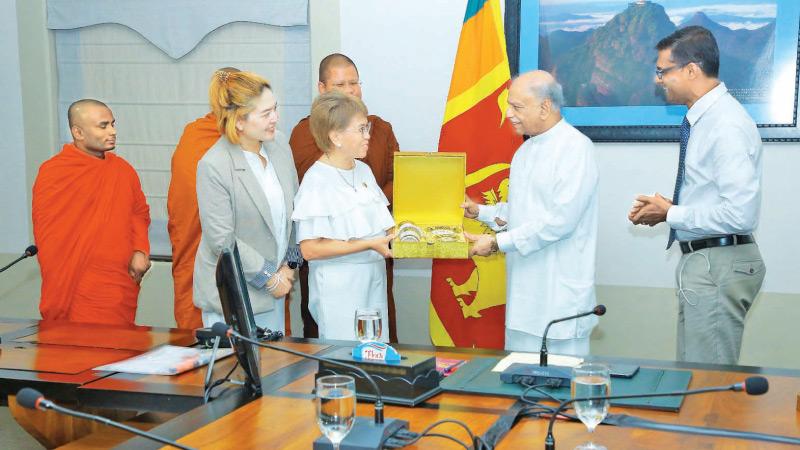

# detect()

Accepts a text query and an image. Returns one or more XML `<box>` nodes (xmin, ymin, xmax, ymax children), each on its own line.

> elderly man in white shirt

<box><xmin>463</xmin><ymin>70</ymin><xmax>599</xmax><ymax>355</ymax></box>
<box><xmin>630</xmin><ymin>26</ymin><xmax>765</xmax><ymax>365</ymax></box>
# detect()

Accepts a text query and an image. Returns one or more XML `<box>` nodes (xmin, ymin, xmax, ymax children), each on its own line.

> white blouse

<box><xmin>292</xmin><ymin>160</ymin><xmax>394</xmax><ymax>263</ymax></box>
<box><xmin>242</xmin><ymin>147</ymin><xmax>288</xmax><ymax>260</ymax></box>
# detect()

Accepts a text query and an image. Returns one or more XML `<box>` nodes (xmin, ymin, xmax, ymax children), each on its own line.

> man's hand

<box><xmin>461</xmin><ymin>195</ymin><xmax>480</xmax><ymax>219</ymax></box>
<box><xmin>268</xmin><ymin>264</ymin><xmax>295</xmax><ymax>298</ymax></box>
<box><xmin>629</xmin><ymin>193</ymin><xmax>673</xmax><ymax>226</ymax></box>
<box><xmin>128</xmin><ymin>251</ymin><xmax>151</xmax><ymax>285</ymax></box>
<box><xmin>464</xmin><ymin>232</ymin><xmax>498</xmax><ymax>257</ymax></box>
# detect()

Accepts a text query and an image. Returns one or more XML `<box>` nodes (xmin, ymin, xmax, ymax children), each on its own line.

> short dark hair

<box><xmin>656</xmin><ymin>26</ymin><xmax>719</xmax><ymax>78</ymax></box>
<box><xmin>319</xmin><ymin>53</ymin><xmax>358</xmax><ymax>83</ymax></box>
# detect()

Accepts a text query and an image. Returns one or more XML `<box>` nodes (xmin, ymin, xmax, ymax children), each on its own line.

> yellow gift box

<box><xmin>392</xmin><ymin>152</ymin><xmax>469</xmax><ymax>259</ymax></box>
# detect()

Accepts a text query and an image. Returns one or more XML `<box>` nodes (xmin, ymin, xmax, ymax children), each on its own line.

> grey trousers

<box><xmin>675</xmin><ymin>242</ymin><xmax>765</xmax><ymax>364</ymax></box>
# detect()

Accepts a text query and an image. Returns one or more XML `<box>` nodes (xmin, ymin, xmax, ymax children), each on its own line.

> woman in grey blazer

<box><xmin>193</xmin><ymin>70</ymin><xmax>302</xmax><ymax>331</ymax></box>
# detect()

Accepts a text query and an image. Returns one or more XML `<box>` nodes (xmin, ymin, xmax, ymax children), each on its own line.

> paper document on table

<box><xmin>94</xmin><ymin>345</ymin><xmax>234</xmax><ymax>375</ymax></box>
<box><xmin>491</xmin><ymin>352</ymin><xmax>583</xmax><ymax>372</ymax></box>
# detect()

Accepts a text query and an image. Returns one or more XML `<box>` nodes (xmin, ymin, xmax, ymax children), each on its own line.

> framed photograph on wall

<box><xmin>509</xmin><ymin>0</ymin><xmax>800</xmax><ymax>142</ymax></box>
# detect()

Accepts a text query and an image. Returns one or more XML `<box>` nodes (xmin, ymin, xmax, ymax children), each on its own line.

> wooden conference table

<box><xmin>2</xmin><ymin>318</ymin><xmax>800</xmax><ymax>449</ymax></box>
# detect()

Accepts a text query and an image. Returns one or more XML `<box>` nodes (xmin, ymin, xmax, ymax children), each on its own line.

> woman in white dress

<box><xmin>292</xmin><ymin>91</ymin><xmax>394</xmax><ymax>341</ymax></box>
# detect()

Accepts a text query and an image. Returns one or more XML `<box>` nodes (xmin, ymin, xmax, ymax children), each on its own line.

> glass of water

<box><xmin>316</xmin><ymin>375</ymin><xmax>356</xmax><ymax>450</ymax></box>
<box><xmin>571</xmin><ymin>363</ymin><xmax>610</xmax><ymax>450</ymax></box>
<box><xmin>354</xmin><ymin>307</ymin><xmax>383</xmax><ymax>343</ymax></box>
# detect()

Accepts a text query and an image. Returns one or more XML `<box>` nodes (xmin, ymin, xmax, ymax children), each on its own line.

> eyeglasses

<box><xmin>655</xmin><ymin>64</ymin><xmax>686</xmax><ymax>80</ymax></box>
<box><xmin>346</xmin><ymin>122</ymin><xmax>372</xmax><ymax>137</ymax></box>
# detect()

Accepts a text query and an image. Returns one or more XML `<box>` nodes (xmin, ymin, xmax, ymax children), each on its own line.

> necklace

<box><xmin>325</xmin><ymin>154</ymin><xmax>357</xmax><ymax>191</ymax></box>
<box><xmin>335</xmin><ymin>166</ymin><xmax>356</xmax><ymax>191</ymax></box>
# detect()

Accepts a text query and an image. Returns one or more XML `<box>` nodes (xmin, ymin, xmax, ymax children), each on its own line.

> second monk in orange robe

<box><xmin>167</xmin><ymin>113</ymin><xmax>221</xmax><ymax>329</ymax></box>
<box><xmin>167</xmin><ymin>67</ymin><xmax>239</xmax><ymax>329</ymax></box>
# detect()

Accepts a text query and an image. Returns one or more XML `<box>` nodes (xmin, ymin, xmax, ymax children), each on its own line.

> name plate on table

<box><xmin>316</xmin><ymin>347</ymin><xmax>441</xmax><ymax>406</ymax></box>
<box><xmin>352</xmin><ymin>341</ymin><xmax>401</xmax><ymax>362</ymax></box>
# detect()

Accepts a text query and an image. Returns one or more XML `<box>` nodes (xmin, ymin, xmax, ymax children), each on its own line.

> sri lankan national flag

<box><xmin>429</xmin><ymin>0</ymin><xmax>522</xmax><ymax>349</ymax></box>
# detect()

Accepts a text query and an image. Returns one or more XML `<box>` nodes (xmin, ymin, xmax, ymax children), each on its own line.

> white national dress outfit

<box><xmin>478</xmin><ymin>119</ymin><xmax>599</xmax><ymax>346</ymax></box>
<box><xmin>292</xmin><ymin>160</ymin><xmax>394</xmax><ymax>341</ymax></box>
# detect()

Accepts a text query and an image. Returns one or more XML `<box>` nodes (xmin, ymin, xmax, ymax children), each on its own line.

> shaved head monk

<box><xmin>167</xmin><ymin>67</ymin><xmax>239</xmax><ymax>329</ymax></box>
<box><xmin>32</xmin><ymin>99</ymin><xmax>151</xmax><ymax>325</ymax></box>
<box><xmin>289</xmin><ymin>53</ymin><xmax>399</xmax><ymax>341</ymax></box>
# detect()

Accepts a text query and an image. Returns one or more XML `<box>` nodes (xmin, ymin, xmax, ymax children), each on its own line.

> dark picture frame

<box><xmin>505</xmin><ymin>0</ymin><xmax>800</xmax><ymax>142</ymax></box>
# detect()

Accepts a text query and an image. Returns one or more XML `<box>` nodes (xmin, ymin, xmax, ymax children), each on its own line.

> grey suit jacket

<box><xmin>193</xmin><ymin>130</ymin><xmax>299</xmax><ymax>315</ymax></box>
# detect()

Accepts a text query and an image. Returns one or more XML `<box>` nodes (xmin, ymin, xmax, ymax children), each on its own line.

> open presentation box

<box><xmin>392</xmin><ymin>152</ymin><xmax>469</xmax><ymax>259</ymax></box>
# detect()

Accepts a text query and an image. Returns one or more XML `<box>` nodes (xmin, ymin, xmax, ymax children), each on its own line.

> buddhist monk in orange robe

<box><xmin>290</xmin><ymin>54</ymin><xmax>399</xmax><ymax>341</ymax></box>
<box><xmin>167</xmin><ymin>113</ymin><xmax>221</xmax><ymax>329</ymax></box>
<box><xmin>167</xmin><ymin>67</ymin><xmax>240</xmax><ymax>329</ymax></box>
<box><xmin>32</xmin><ymin>99</ymin><xmax>151</xmax><ymax>326</ymax></box>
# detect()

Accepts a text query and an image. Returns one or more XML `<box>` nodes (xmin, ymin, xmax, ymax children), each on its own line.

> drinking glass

<box><xmin>354</xmin><ymin>307</ymin><xmax>382</xmax><ymax>343</ymax></box>
<box><xmin>571</xmin><ymin>363</ymin><xmax>611</xmax><ymax>450</ymax></box>
<box><xmin>316</xmin><ymin>375</ymin><xmax>356</xmax><ymax>450</ymax></box>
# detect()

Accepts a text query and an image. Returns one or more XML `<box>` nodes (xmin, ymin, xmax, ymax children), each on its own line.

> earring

<box><xmin>336</xmin><ymin>143</ymin><xmax>342</xmax><ymax>148</ymax></box>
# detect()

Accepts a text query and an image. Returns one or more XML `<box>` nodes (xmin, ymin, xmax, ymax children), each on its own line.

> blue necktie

<box><xmin>666</xmin><ymin>116</ymin><xmax>690</xmax><ymax>250</ymax></box>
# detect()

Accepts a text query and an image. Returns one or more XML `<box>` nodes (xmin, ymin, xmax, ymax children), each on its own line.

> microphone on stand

<box><xmin>15</xmin><ymin>388</ymin><xmax>194</xmax><ymax>450</ymax></box>
<box><xmin>540</xmin><ymin>305</ymin><xmax>606</xmax><ymax>367</ymax></box>
<box><xmin>501</xmin><ymin>305</ymin><xmax>607</xmax><ymax>387</ymax></box>
<box><xmin>543</xmin><ymin>376</ymin><xmax>781</xmax><ymax>450</ymax></box>
<box><xmin>210</xmin><ymin>322</ymin><xmax>409</xmax><ymax>450</ymax></box>
<box><xmin>0</xmin><ymin>245</ymin><xmax>38</xmax><ymax>273</ymax></box>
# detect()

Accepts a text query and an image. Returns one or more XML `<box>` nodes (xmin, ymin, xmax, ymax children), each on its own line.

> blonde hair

<box><xmin>309</xmin><ymin>91</ymin><xmax>368</xmax><ymax>151</ymax></box>
<box><xmin>208</xmin><ymin>70</ymin><xmax>271</xmax><ymax>144</ymax></box>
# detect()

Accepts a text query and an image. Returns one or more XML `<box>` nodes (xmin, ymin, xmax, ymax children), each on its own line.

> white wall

<box><xmin>339</xmin><ymin>0</ymin><xmax>800</xmax><ymax>295</ymax></box>
<box><xmin>0</xmin><ymin>0</ymin><xmax>30</xmax><ymax>254</ymax></box>
<box><xmin>340</xmin><ymin>0</ymin><xmax>467</xmax><ymax>151</ymax></box>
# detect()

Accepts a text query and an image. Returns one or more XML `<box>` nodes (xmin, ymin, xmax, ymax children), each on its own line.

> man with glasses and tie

<box><xmin>629</xmin><ymin>26</ymin><xmax>765</xmax><ymax>365</ymax></box>
<box><xmin>290</xmin><ymin>53</ymin><xmax>400</xmax><ymax>341</ymax></box>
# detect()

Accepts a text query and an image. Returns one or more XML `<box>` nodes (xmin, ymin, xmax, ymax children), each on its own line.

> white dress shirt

<box><xmin>242</xmin><ymin>147</ymin><xmax>287</xmax><ymax>261</ymax></box>
<box><xmin>478</xmin><ymin>119</ymin><xmax>599</xmax><ymax>339</ymax></box>
<box><xmin>666</xmin><ymin>83</ymin><xmax>762</xmax><ymax>241</ymax></box>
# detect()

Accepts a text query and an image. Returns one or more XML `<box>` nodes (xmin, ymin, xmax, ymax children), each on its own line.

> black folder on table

<box><xmin>440</xmin><ymin>358</ymin><xmax>692</xmax><ymax>412</ymax></box>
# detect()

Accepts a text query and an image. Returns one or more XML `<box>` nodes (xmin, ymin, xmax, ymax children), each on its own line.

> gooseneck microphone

<box><xmin>540</xmin><ymin>305</ymin><xmax>606</xmax><ymax>367</ymax></box>
<box><xmin>210</xmin><ymin>322</ymin><xmax>408</xmax><ymax>450</ymax></box>
<box><xmin>0</xmin><ymin>245</ymin><xmax>38</xmax><ymax>273</ymax></box>
<box><xmin>544</xmin><ymin>376</ymin><xmax>776</xmax><ymax>450</ymax></box>
<box><xmin>16</xmin><ymin>388</ymin><xmax>194</xmax><ymax>450</ymax></box>
<box><xmin>500</xmin><ymin>305</ymin><xmax>607</xmax><ymax>387</ymax></box>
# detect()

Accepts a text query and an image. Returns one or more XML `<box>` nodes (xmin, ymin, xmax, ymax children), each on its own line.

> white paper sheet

<box><xmin>94</xmin><ymin>345</ymin><xmax>234</xmax><ymax>375</ymax></box>
<box><xmin>491</xmin><ymin>352</ymin><xmax>583</xmax><ymax>372</ymax></box>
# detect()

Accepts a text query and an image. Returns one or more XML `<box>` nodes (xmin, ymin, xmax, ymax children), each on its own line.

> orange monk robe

<box><xmin>167</xmin><ymin>113</ymin><xmax>220</xmax><ymax>329</ymax></box>
<box><xmin>289</xmin><ymin>115</ymin><xmax>399</xmax><ymax>341</ymax></box>
<box><xmin>32</xmin><ymin>143</ymin><xmax>150</xmax><ymax>325</ymax></box>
